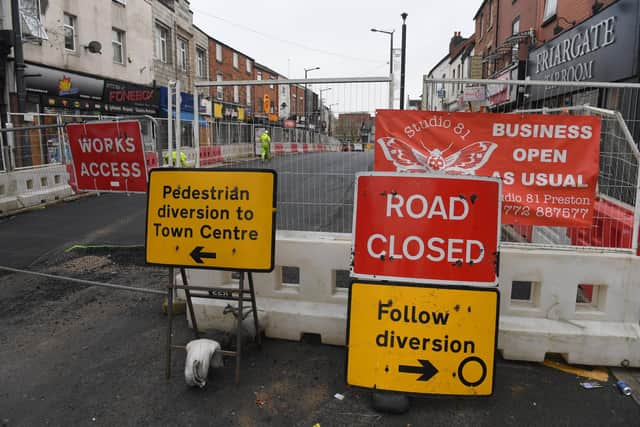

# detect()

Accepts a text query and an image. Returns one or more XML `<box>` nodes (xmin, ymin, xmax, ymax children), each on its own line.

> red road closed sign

<box><xmin>66</xmin><ymin>121</ymin><xmax>148</xmax><ymax>193</ymax></box>
<box><xmin>352</xmin><ymin>173</ymin><xmax>501</xmax><ymax>286</ymax></box>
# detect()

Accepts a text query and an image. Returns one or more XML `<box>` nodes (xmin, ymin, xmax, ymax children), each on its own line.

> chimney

<box><xmin>449</xmin><ymin>31</ymin><xmax>465</xmax><ymax>54</ymax></box>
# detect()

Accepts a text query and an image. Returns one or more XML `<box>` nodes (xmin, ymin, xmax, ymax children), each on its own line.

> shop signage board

<box><xmin>346</xmin><ymin>281</ymin><xmax>499</xmax><ymax>396</ymax></box>
<box><xmin>145</xmin><ymin>169</ymin><xmax>277</xmax><ymax>271</ymax></box>
<box><xmin>66</xmin><ymin>120</ymin><xmax>147</xmax><ymax>193</ymax></box>
<box><xmin>352</xmin><ymin>172</ymin><xmax>501</xmax><ymax>286</ymax></box>
<box><xmin>374</xmin><ymin>110</ymin><xmax>601</xmax><ymax>227</ymax></box>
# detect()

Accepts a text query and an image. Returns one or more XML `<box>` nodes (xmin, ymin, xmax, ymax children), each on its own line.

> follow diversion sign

<box><xmin>346</xmin><ymin>281</ymin><xmax>499</xmax><ymax>396</ymax></box>
<box><xmin>352</xmin><ymin>173</ymin><xmax>501</xmax><ymax>286</ymax></box>
<box><xmin>145</xmin><ymin>169</ymin><xmax>277</xmax><ymax>271</ymax></box>
<box><xmin>374</xmin><ymin>110</ymin><xmax>601</xmax><ymax>227</ymax></box>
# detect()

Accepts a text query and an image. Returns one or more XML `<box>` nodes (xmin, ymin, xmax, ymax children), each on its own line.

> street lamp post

<box><xmin>304</xmin><ymin>66</ymin><xmax>320</xmax><ymax>130</ymax></box>
<box><xmin>319</xmin><ymin>87</ymin><xmax>331</xmax><ymax>133</ymax></box>
<box><xmin>371</xmin><ymin>28</ymin><xmax>394</xmax><ymax>109</ymax></box>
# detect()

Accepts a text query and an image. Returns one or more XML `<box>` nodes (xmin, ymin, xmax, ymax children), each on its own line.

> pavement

<box><xmin>1</xmin><ymin>165</ymin><xmax>640</xmax><ymax>425</ymax></box>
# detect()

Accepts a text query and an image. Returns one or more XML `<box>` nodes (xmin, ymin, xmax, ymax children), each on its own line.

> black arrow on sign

<box><xmin>398</xmin><ymin>359</ymin><xmax>439</xmax><ymax>381</ymax></box>
<box><xmin>190</xmin><ymin>246</ymin><xmax>217</xmax><ymax>264</ymax></box>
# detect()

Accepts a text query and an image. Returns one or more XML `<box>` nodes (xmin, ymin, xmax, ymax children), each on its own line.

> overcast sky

<box><xmin>190</xmin><ymin>1</ymin><xmax>480</xmax><ymax>110</ymax></box>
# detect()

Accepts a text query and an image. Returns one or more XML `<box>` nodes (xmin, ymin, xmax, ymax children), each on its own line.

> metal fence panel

<box><xmin>423</xmin><ymin>78</ymin><xmax>640</xmax><ymax>253</ymax></box>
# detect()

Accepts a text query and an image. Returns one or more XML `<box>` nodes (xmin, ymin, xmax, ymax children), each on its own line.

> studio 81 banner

<box><xmin>374</xmin><ymin>110</ymin><xmax>601</xmax><ymax>227</ymax></box>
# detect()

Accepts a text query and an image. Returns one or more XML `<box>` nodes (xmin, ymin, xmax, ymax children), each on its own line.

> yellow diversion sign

<box><xmin>346</xmin><ymin>281</ymin><xmax>499</xmax><ymax>396</ymax></box>
<box><xmin>145</xmin><ymin>168</ymin><xmax>277</xmax><ymax>271</ymax></box>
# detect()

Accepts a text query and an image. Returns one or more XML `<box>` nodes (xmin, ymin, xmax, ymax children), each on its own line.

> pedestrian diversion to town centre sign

<box><xmin>145</xmin><ymin>169</ymin><xmax>277</xmax><ymax>271</ymax></box>
<box><xmin>375</xmin><ymin>111</ymin><xmax>601</xmax><ymax>227</ymax></box>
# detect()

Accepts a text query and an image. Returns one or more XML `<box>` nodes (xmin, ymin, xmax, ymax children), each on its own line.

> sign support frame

<box><xmin>165</xmin><ymin>268</ymin><xmax>261</xmax><ymax>384</ymax></box>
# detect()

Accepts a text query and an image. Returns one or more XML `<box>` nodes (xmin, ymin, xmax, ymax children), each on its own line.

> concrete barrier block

<box><xmin>499</xmin><ymin>315</ymin><xmax>640</xmax><ymax>366</ymax></box>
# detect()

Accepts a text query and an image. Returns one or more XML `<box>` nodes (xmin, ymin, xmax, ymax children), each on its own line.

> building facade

<box><xmin>253</xmin><ymin>63</ymin><xmax>279</xmax><ymax>124</ymax></box>
<box><xmin>151</xmin><ymin>0</ymin><xmax>196</xmax><ymax>91</ymax></box>
<box><xmin>207</xmin><ymin>37</ymin><xmax>253</xmax><ymax>122</ymax></box>
<box><xmin>14</xmin><ymin>0</ymin><xmax>156</xmax><ymax>117</ymax></box>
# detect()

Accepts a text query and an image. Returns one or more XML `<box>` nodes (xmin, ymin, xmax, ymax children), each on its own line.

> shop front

<box><xmin>527</xmin><ymin>0</ymin><xmax>639</xmax><ymax>118</ymax></box>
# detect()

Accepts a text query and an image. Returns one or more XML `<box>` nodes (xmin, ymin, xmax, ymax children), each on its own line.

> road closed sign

<box><xmin>352</xmin><ymin>172</ymin><xmax>501</xmax><ymax>286</ymax></box>
<box><xmin>145</xmin><ymin>169</ymin><xmax>277</xmax><ymax>271</ymax></box>
<box><xmin>346</xmin><ymin>281</ymin><xmax>499</xmax><ymax>396</ymax></box>
<box><xmin>66</xmin><ymin>121</ymin><xmax>147</xmax><ymax>193</ymax></box>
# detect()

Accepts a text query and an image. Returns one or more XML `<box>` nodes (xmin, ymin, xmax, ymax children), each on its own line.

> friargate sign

<box><xmin>528</xmin><ymin>0</ymin><xmax>638</xmax><ymax>100</ymax></box>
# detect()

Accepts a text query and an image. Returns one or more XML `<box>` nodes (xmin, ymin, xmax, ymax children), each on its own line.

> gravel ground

<box><xmin>1</xmin><ymin>247</ymin><xmax>639</xmax><ymax>427</ymax></box>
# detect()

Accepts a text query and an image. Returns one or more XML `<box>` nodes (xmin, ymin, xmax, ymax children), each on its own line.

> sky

<box><xmin>190</xmin><ymin>0</ymin><xmax>480</xmax><ymax>111</ymax></box>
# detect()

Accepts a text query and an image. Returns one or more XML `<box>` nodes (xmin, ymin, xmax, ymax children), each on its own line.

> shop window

<box><xmin>63</xmin><ymin>13</ymin><xmax>76</xmax><ymax>52</ymax></box>
<box><xmin>112</xmin><ymin>28</ymin><xmax>125</xmax><ymax>64</ymax></box>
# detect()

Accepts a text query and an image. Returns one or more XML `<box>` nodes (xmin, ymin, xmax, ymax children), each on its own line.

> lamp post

<box><xmin>319</xmin><ymin>87</ymin><xmax>331</xmax><ymax>132</ymax></box>
<box><xmin>371</xmin><ymin>28</ymin><xmax>394</xmax><ymax>109</ymax></box>
<box><xmin>304</xmin><ymin>66</ymin><xmax>320</xmax><ymax>129</ymax></box>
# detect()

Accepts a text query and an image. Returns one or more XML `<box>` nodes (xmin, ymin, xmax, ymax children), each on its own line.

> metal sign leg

<box><xmin>248</xmin><ymin>272</ymin><xmax>261</xmax><ymax>347</ymax></box>
<box><xmin>180</xmin><ymin>267</ymin><xmax>200</xmax><ymax>339</ymax></box>
<box><xmin>235</xmin><ymin>271</ymin><xmax>245</xmax><ymax>384</ymax></box>
<box><xmin>165</xmin><ymin>267</ymin><xmax>174</xmax><ymax>380</ymax></box>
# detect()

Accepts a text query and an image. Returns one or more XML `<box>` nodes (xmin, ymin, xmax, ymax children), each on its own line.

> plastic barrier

<box><xmin>11</xmin><ymin>164</ymin><xmax>74</xmax><ymax>208</ymax></box>
<box><xmin>0</xmin><ymin>172</ymin><xmax>18</xmax><ymax>214</ymax></box>
<box><xmin>182</xmin><ymin>231</ymin><xmax>640</xmax><ymax>367</ymax></box>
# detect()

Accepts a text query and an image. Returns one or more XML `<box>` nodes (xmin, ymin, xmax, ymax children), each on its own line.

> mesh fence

<box><xmin>2</xmin><ymin>77</ymin><xmax>637</xmax><ymax>253</ymax></box>
<box><xmin>424</xmin><ymin>78</ymin><xmax>639</xmax><ymax>252</ymax></box>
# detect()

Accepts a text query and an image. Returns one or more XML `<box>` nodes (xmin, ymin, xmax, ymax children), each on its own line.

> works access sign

<box><xmin>66</xmin><ymin>121</ymin><xmax>147</xmax><ymax>193</ymax></box>
<box><xmin>375</xmin><ymin>111</ymin><xmax>601</xmax><ymax>227</ymax></box>
<box><xmin>352</xmin><ymin>173</ymin><xmax>501</xmax><ymax>286</ymax></box>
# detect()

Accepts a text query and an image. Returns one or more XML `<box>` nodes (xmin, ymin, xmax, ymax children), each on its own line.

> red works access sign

<box><xmin>66</xmin><ymin>121</ymin><xmax>148</xmax><ymax>193</ymax></box>
<box><xmin>352</xmin><ymin>173</ymin><xmax>501</xmax><ymax>286</ymax></box>
<box><xmin>375</xmin><ymin>111</ymin><xmax>601</xmax><ymax>227</ymax></box>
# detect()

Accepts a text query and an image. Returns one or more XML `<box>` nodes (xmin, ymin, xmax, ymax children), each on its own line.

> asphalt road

<box><xmin>2</xmin><ymin>151</ymin><xmax>640</xmax><ymax>425</ymax></box>
<box><xmin>0</xmin><ymin>151</ymin><xmax>372</xmax><ymax>268</ymax></box>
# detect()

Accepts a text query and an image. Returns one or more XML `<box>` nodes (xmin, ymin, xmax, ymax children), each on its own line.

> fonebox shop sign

<box><xmin>528</xmin><ymin>0</ymin><xmax>639</xmax><ymax>100</ymax></box>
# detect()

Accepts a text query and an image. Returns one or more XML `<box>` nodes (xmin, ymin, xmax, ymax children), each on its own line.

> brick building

<box><xmin>208</xmin><ymin>37</ymin><xmax>254</xmax><ymax>121</ymax></box>
<box><xmin>253</xmin><ymin>63</ymin><xmax>280</xmax><ymax>124</ymax></box>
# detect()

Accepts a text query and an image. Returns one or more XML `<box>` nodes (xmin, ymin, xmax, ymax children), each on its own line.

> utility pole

<box><xmin>11</xmin><ymin>0</ymin><xmax>26</xmax><ymax>113</ymax></box>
